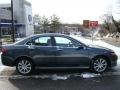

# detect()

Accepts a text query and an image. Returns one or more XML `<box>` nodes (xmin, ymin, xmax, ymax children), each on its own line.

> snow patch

<box><xmin>73</xmin><ymin>73</ymin><xmax>101</xmax><ymax>78</ymax></box>
<box><xmin>80</xmin><ymin>73</ymin><xmax>100</xmax><ymax>78</ymax></box>
<box><xmin>0</xmin><ymin>66</ymin><xmax>6</xmax><ymax>72</ymax></box>
<box><xmin>0</xmin><ymin>74</ymin><xmax>70</xmax><ymax>80</ymax></box>
<box><xmin>0</xmin><ymin>52</ymin><xmax>2</xmax><ymax>65</ymax></box>
<box><xmin>50</xmin><ymin>74</ymin><xmax>70</xmax><ymax>80</ymax></box>
<box><xmin>0</xmin><ymin>73</ymin><xmax>101</xmax><ymax>79</ymax></box>
<box><xmin>38</xmin><ymin>74</ymin><xmax>70</xmax><ymax>80</ymax></box>
<box><xmin>0</xmin><ymin>52</ymin><xmax>8</xmax><ymax>73</ymax></box>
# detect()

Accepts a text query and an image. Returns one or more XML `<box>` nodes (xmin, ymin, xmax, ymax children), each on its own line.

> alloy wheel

<box><xmin>93</xmin><ymin>58</ymin><xmax>108</xmax><ymax>73</ymax></box>
<box><xmin>17</xmin><ymin>59</ymin><xmax>33</xmax><ymax>75</ymax></box>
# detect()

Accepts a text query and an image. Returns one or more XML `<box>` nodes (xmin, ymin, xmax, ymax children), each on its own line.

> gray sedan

<box><xmin>1</xmin><ymin>33</ymin><xmax>118</xmax><ymax>75</ymax></box>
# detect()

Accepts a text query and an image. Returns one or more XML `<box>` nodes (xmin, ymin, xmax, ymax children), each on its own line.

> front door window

<box><xmin>34</xmin><ymin>37</ymin><xmax>51</xmax><ymax>46</ymax></box>
<box><xmin>54</xmin><ymin>37</ymin><xmax>75</xmax><ymax>47</ymax></box>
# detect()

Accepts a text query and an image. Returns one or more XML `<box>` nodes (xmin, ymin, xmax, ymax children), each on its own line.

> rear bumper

<box><xmin>1</xmin><ymin>55</ymin><xmax>15</xmax><ymax>66</ymax></box>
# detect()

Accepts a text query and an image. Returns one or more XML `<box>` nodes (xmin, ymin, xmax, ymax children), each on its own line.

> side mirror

<box><xmin>27</xmin><ymin>43</ymin><xmax>35</xmax><ymax>49</ymax></box>
<box><xmin>27</xmin><ymin>42</ymin><xmax>33</xmax><ymax>45</ymax></box>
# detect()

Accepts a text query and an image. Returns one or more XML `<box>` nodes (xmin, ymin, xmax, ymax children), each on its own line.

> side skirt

<box><xmin>36</xmin><ymin>67</ymin><xmax>89</xmax><ymax>69</ymax></box>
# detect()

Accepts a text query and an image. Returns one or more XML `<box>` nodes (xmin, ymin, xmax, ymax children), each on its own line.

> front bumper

<box><xmin>109</xmin><ymin>54</ymin><xmax>118</xmax><ymax>67</ymax></box>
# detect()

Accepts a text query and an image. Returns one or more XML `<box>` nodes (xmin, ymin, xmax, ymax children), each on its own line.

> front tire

<box><xmin>91</xmin><ymin>57</ymin><xmax>108</xmax><ymax>73</ymax></box>
<box><xmin>16</xmin><ymin>58</ymin><xmax>34</xmax><ymax>75</ymax></box>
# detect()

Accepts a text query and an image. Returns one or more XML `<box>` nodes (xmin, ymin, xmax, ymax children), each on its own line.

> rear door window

<box><xmin>27</xmin><ymin>36</ymin><xmax>52</xmax><ymax>46</ymax></box>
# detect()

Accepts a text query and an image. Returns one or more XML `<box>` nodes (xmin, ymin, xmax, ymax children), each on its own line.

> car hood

<box><xmin>88</xmin><ymin>44</ymin><xmax>114</xmax><ymax>53</ymax></box>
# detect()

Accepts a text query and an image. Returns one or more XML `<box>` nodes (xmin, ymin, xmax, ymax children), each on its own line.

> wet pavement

<box><xmin>0</xmin><ymin>57</ymin><xmax>120</xmax><ymax>90</ymax></box>
<box><xmin>0</xmin><ymin>72</ymin><xmax>120</xmax><ymax>90</ymax></box>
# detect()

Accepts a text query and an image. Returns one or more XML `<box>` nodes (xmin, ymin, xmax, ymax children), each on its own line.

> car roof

<box><xmin>31</xmin><ymin>33</ymin><xmax>69</xmax><ymax>37</ymax></box>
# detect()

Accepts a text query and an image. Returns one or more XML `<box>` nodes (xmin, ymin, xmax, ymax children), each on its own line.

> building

<box><xmin>0</xmin><ymin>0</ymin><xmax>34</xmax><ymax>37</ymax></box>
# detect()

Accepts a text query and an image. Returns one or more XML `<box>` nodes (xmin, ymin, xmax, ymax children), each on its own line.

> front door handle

<box><xmin>57</xmin><ymin>48</ymin><xmax>63</xmax><ymax>51</ymax></box>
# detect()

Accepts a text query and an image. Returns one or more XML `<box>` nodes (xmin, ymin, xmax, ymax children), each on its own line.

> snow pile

<box><xmin>0</xmin><ymin>52</ymin><xmax>4</xmax><ymax>72</ymax></box>
<box><xmin>81</xmin><ymin>73</ymin><xmax>100</xmax><ymax>78</ymax></box>
<box><xmin>0</xmin><ymin>52</ymin><xmax>2</xmax><ymax>65</ymax></box>
<box><xmin>47</xmin><ymin>74</ymin><xmax>70</xmax><ymax>80</ymax></box>
<box><xmin>0</xmin><ymin>53</ymin><xmax>8</xmax><ymax>73</ymax></box>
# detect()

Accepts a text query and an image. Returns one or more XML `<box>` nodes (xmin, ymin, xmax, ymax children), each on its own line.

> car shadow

<box><xmin>33</xmin><ymin>68</ymin><xmax>90</xmax><ymax>75</ymax></box>
<box><xmin>6</xmin><ymin>68</ymin><xmax>90</xmax><ymax>76</ymax></box>
<box><xmin>1</xmin><ymin>66</ymin><xmax>119</xmax><ymax>77</ymax></box>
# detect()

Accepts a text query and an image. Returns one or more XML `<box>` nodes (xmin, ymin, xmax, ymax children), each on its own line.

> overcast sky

<box><xmin>0</xmin><ymin>0</ymin><xmax>118</xmax><ymax>24</ymax></box>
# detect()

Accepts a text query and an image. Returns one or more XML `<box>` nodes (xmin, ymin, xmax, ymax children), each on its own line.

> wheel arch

<box><xmin>14</xmin><ymin>56</ymin><xmax>34</xmax><ymax>66</ymax></box>
<box><xmin>91</xmin><ymin>55</ymin><xmax>111</xmax><ymax>67</ymax></box>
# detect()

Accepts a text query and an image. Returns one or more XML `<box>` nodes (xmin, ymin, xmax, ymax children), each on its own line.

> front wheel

<box><xmin>91</xmin><ymin>57</ymin><xmax>108</xmax><ymax>73</ymax></box>
<box><xmin>16</xmin><ymin>58</ymin><xmax>34</xmax><ymax>75</ymax></box>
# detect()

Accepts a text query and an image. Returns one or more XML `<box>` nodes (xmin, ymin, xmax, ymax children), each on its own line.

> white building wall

<box><xmin>13</xmin><ymin>0</ymin><xmax>26</xmax><ymax>36</ymax></box>
<box><xmin>13</xmin><ymin>0</ymin><xmax>34</xmax><ymax>37</ymax></box>
<box><xmin>0</xmin><ymin>0</ymin><xmax>34</xmax><ymax>37</ymax></box>
<box><xmin>24</xmin><ymin>3</ymin><xmax>34</xmax><ymax>36</ymax></box>
<box><xmin>13</xmin><ymin>0</ymin><xmax>25</xmax><ymax>23</ymax></box>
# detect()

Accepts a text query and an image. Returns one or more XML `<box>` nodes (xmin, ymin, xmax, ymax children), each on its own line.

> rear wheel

<box><xmin>91</xmin><ymin>57</ymin><xmax>108</xmax><ymax>73</ymax></box>
<box><xmin>16</xmin><ymin>58</ymin><xmax>34</xmax><ymax>75</ymax></box>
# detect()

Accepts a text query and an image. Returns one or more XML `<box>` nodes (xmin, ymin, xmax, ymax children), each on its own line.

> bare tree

<box><xmin>50</xmin><ymin>14</ymin><xmax>61</xmax><ymax>33</ymax></box>
<box><xmin>33</xmin><ymin>14</ymin><xmax>61</xmax><ymax>33</ymax></box>
<box><xmin>100</xmin><ymin>14</ymin><xmax>115</xmax><ymax>33</ymax></box>
<box><xmin>112</xmin><ymin>0</ymin><xmax>120</xmax><ymax>33</ymax></box>
<box><xmin>33</xmin><ymin>15</ymin><xmax>50</xmax><ymax>33</ymax></box>
<box><xmin>33</xmin><ymin>14</ymin><xmax>41</xmax><ymax>34</ymax></box>
<box><xmin>33</xmin><ymin>14</ymin><xmax>41</xmax><ymax>25</ymax></box>
<box><xmin>41</xmin><ymin>16</ymin><xmax>50</xmax><ymax>33</ymax></box>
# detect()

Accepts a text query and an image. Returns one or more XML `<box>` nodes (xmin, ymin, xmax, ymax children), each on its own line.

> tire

<box><xmin>16</xmin><ymin>58</ymin><xmax>34</xmax><ymax>75</ymax></box>
<box><xmin>91</xmin><ymin>57</ymin><xmax>108</xmax><ymax>73</ymax></box>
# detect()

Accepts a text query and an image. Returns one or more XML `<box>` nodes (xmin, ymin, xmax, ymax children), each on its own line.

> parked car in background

<box><xmin>1</xmin><ymin>33</ymin><xmax>118</xmax><ymax>75</ymax></box>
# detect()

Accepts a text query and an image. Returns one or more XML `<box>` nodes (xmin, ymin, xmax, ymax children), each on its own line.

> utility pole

<box><xmin>11</xmin><ymin>0</ymin><xmax>15</xmax><ymax>42</ymax></box>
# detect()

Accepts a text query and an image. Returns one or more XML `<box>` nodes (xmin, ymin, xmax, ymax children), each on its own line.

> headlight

<box><xmin>110</xmin><ymin>52</ymin><xmax>116</xmax><ymax>55</ymax></box>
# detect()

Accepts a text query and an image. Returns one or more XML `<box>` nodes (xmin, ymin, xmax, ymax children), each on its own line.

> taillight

<box><xmin>2</xmin><ymin>48</ymin><xmax>8</xmax><ymax>54</ymax></box>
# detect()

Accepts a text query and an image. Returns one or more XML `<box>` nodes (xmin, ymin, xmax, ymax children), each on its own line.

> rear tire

<box><xmin>16</xmin><ymin>58</ymin><xmax>34</xmax><ymax>75</ymax></box>
<box><xmin>91</xmin><ymin>57</ymin><xmax>108</xmax><ymax>73</ymax></box>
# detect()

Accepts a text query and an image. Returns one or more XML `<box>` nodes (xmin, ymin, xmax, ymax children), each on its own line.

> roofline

<box><xmin>0</xmin><ymin>4</ymin><xmax>11</xmax><ymax>8</ymax></box>
<box><xmin>25</xmin><ymin>1</ymin><xmax>32</xmax><ymax>6</ymax></box>
<box><xmin>30</xmin><ymin>33</ymin><xmax>70</xmax><ymax>37</ymax></box>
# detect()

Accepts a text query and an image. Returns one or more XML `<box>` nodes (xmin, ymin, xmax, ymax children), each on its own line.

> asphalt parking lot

<box><xmin>0</xmin><ymin>67</ymin><xmax>120</xmax><ymax>90</ymax></box>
